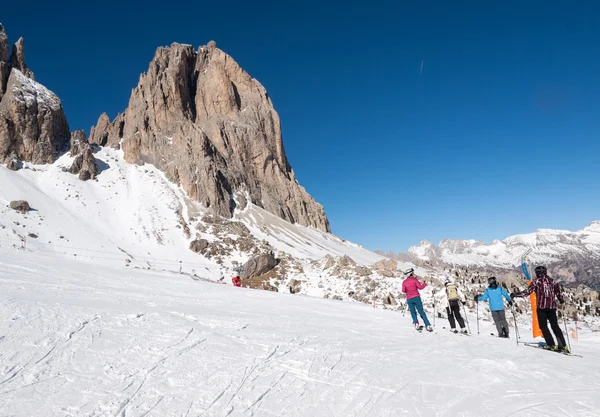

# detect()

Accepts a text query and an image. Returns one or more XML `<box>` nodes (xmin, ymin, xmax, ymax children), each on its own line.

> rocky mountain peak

<box><xmin>91</xmin><ymin>41</ymin><xmax>330</xmax><ymax>232</ymax></box>
<box><xmin>0</xmin><ymin>24</ymin><xmax>8</xmax><ymax>62</ymax></box>
<box><xmin>0</xmin><ymin>27</ymin><xmax>69</xmax><ymax>166</ymax></box>
<box><xmin>583</xmin><ymin>221</ymin><xmax>600</xmax><ymax>234</ymax></box>
<box><xmin>9</xmin><ymin>37</ymin><xmax>34</xmax><ymax>80</ymax></box>
<box><xmin>0</xmin><ymin>24</ymin><xmax>10</xmax><ymax>101</ymax></box>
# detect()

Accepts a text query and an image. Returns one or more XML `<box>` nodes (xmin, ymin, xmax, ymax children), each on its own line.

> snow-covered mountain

<box><xmin>404</xmin><ymin>224</ymin><xmax>600</xmax><ymax>290</ymax></box>
<box><xmin>0</xmin><ymin>147</ymin><xmax>427</xmax><ymax>306</ymax></box>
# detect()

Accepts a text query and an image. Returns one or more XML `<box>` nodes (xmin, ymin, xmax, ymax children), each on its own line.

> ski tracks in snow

<box><xmin>2</xmin><ymin>254</ymin><xmax>600</xmax><ymax>416</ymax></box>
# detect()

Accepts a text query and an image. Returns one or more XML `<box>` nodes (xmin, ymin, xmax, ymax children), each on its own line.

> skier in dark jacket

<box><xmin>511</xmin><ymin>266</ymin><xmax>568</xmax><ymax>352</ymax></box>
<box><xmin>475</xmin><ymin>277</ymin><xmax>512</xmax><ymax>338</ymax></box>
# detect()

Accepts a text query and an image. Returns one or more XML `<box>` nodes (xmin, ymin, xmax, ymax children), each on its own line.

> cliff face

<box><xmin>0</xmin><ymin>25</ymin><xmax>70</xmax><ymax>166</ymax></box>
<box><xmin>90</xmin><ymin>41</ymin><xmax>330</xmax><ymax>232</ymax></box>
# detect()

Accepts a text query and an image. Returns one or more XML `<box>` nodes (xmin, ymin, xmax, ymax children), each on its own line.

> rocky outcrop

<box><xmin>91</xmin><ymin>41</ymin><xmax>330</xmax><ymax>232</ymax></box>
<box><xmin>373</xmin><ymin>259</ymin><xmax>399</xmax><ymax>277</ymax></box>
<box><xmin>241</xmin><ymin>252</ymin><xmax>278</xmax><ymax>279</ymax></box>
<box><xmin>70</xmin><ymin>146</ymin><xmax>98</xmax><ymax>181</ymax></box>
<box><xmin>69</xmin><ymin>130</ymin><xmax>87</xmax><ymax>156</ymax></box>
<box><xmin>0</xmin><ymin>28</ymin><xmax>70</xmax><ymax>167</ymax></box>
<box><xmin>9</xmin><ymin>200</ymin><xmax>30</xmax><ymax>213</ymax></box>
<box><xmin>89</xmin><ymin>112</ymin><xmax>124</xmax><ymax>147</ymax></box>
<box><xmin>67</xmin><ymin>130</ymin><xmax>98</xmax><ymax>181</ymax></box>
<box><xmin>5</xmin><ymin>151</ymin><xmax>20</xmax><ymax>170</ymax></box>
<box><xmin>189</xmin><ymin>238</ymin><xmax>209</xmax><ymax>254</ymax></box>
<box><xmin>9</xmin><ymin>38</ymin><xmax>34</xmax><ymax>80</ymax></box>
<box><xmin>0</xmin><ymin>69</ymin><xmax>70</xmax><ymax>165</ymax></box>
<box><xmin>0</xmin><ymin>25</ymin><xmax>8</xmax><ymax>63</ymax></box>
<box><xmin>0</xmin><ymin>25</ymin><xmax>9</xmax><ymax>100</ymax></box>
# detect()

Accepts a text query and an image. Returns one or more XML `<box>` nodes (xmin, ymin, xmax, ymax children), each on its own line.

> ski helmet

<box><xmin>534</xmin><ymin>265</ymin><xmax>547</xmax><ymax>277</ymax></box>
<box><xmin>487</xmin><ymin>276</ymin><xmax>498</xmax><ymax>287</ymax></box>
<box><xmin>404</xmin><ymin>268</ymin><xmax>415</xmax><ymax>276</ymax></box>
<box><xmin>444</xmin><ymin>277</ymin><xmax>452</xmax><ymax>286</ymax></box>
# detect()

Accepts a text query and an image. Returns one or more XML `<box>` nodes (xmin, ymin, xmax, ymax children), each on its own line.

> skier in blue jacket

<box><xmin>475</xmin><ymin>277</ymin><xmax>513</xmax><ymax>338</ymax></box>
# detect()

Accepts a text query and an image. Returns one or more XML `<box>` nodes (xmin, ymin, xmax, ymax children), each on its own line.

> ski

<box><xmin>415</xmin><ymin>325</ymin><xmax>424</xmax><ymax>332</ymax></box>
<box><xmin>444</xmin><ymin>327</ymin><xmax>470</xmax><ymax>336</ymax></box>
<box><xmin>522</xmin><ymin>343</ymin><xmax>582</xmax><ymax>357</ymax></box>
<box><xmin>490</xmin><ymin>333</ymin><xmax>510</xmax><ymax>339</ymax></box>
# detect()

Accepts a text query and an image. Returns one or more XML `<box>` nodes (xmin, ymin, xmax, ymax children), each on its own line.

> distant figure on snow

<box><xmin>402</xmin><ymin>268</ymin><xmax>433</xmax><ymax>332</ymax></box>
<box><xmin>511</xmin><ymin>266</ymin><xmax>568</xmax><ymax>353</ymax></box>
<box><xmin>437</xmin><ymin>277</ymin><xmax>468</xmax><ymax>334</ymax></box>
<box><xmin>475</xmin><ymin>277</ymin><xmax>512</xmax><ymax>338</ymax></box>
<box><xmin>232</xmin><ymin>276</ymin><xmax>241</xmax><ymax>287</ymax></box>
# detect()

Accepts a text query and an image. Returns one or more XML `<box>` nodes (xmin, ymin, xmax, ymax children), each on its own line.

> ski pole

<box><xmin>462</xmin><ymin>302</ymin><xmax>471</xmax><ymax>334</ymax></box>
<box><xmin>510</xmin><ymin>305</ymin><xmax>520</xmax><ymax>346</ymax></box>
<box><xmin>559</xmin><ymin>285</ymin><xmax>572</xmax><ymax>352</ymax></box>
<box><xmin>432</xmin><ymin>289</ymin><xmax>436</xmax><ymax>327</ymax></box>
<box><xmin>476</xmin><ymin>302</ymin><xmax>480</xmax><ymax>335</ymax></box>
<box><xmin>562</xmin><ymin>309</ymin><xmax>572</xmax><ymax>352</ymax></box>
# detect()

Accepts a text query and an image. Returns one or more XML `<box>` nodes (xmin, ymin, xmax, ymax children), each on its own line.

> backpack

<box><xmin>446</xmin><ymin>284</ymin><xmax>459</xmax><ymax>301</ymax></box>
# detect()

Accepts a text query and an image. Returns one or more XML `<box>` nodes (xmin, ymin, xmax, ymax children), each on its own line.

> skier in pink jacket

<box><xmin>402</xmin><ymin>268</ymin><xmax>433</xmax><ymax>331</ymax></box>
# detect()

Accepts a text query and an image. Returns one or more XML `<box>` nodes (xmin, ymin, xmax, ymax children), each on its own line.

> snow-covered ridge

<box><xmin>406</xmin><ymin>224</ymin><xmax>600</xmax><ymax>277</ymax></box>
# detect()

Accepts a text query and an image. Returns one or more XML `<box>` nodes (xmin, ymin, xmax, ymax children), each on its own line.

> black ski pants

<box><xmin>537</xmin><ymin>308</ymin><xmax>566</xmax><ymax>348</ymax></box>
<box><xmin>446</xmin><ymin>300</ymin><xmax>465</xmax><ymax>329</ymax></box>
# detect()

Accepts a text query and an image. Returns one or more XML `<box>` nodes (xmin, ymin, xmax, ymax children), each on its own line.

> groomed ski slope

<box><xmin>1</xmin><ymin>249</ymin><xmax>599</xmax><ymax>417</ymax></box>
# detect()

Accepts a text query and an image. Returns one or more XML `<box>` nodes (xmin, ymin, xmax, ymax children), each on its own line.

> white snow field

<box><xmin>1</xmin><ymin>249</ymin><xmax>599</xmax><ymax>417</ymax></box>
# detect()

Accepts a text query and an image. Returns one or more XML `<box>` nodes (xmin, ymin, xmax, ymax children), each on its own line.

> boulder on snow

<box><xmin>372</xmin><ymin>258</ymin><xmax>399</xmax><ymax>277</ymax></box>
<box><xmin>189</xmin><ymin>238</ymin><xmax>209</xmax><ymax>254</ymax></box>
<box><xmin>9</xmin><ymin>200</ymin><xmax>30</xmax><ymax>213</ymax></box>
<box><xmin>5</xmin><ymin>151</ymin><xmax>21</xmax><ymax>171</ymax></box>
<box><xmin>322</xmin><ymin>255</ymin><xmax>335</xmax><ymax>270</ymax></box>
<box><xmin>241</xmin><ymin>251</ymin><xmax>278</xmax><ymax>279</ymax></box>
<box><xmin>337</xmin><ymin>255</ymin><xmax>356</xmax><ymax>268</ymax></box>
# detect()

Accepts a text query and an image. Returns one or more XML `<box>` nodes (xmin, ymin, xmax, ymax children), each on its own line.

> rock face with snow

<box><xmin>90</xmin><ymin>41</ymin><xmax>330</xmax><ymax>232</ymax></box>
<box><xmin>0</xmin><ymin>28</ymin><xmax>70</xmax><ymax>167</ymax></box>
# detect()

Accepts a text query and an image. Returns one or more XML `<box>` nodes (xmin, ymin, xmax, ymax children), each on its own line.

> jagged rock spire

<box><xmin>91</xmin><ymin>41</ymin><xmax>330</xmax><ymax>232</ymax></box>
<box><xmin>9</xmin><ymin>37</ymin><xmax>34</xmax><ymax>80</ymax></box>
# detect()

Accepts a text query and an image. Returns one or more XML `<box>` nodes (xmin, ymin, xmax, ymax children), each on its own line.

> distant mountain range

<box><xmin>381</xmin><ymin>222</ymin><xmax>600</xmax><ymax>290</ymax></box>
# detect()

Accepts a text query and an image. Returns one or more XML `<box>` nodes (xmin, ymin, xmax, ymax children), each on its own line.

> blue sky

<box><xmin>2</xmin><ymin>0</ymin><xmax>599</xmax><ymax>251</ymax></box>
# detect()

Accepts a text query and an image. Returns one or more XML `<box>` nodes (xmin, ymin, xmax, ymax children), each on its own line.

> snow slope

<box><xmin>1</xmin><ymin>249</ymin><xmax>599</xmax><ymax>416</ymax></box>
<box><xmin>235</xmin><ymin>203</ymin><xmax>381</xmax><ymax>266</ymax></box>
<box><xmin>0</xmin><ymin>147</ymin><xmax>383</xmax><ymax>276</ymax></box>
